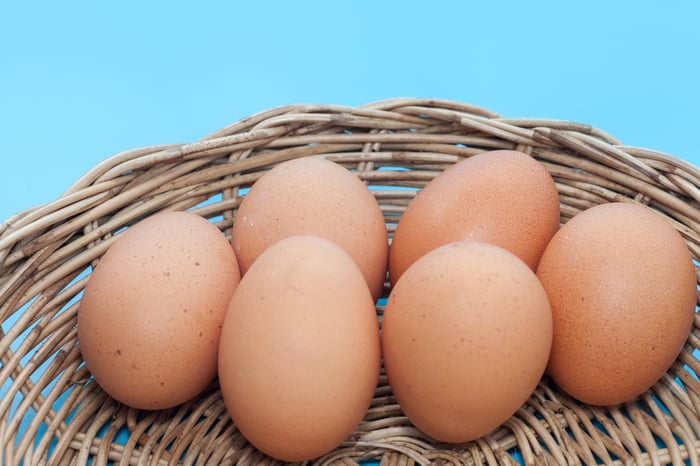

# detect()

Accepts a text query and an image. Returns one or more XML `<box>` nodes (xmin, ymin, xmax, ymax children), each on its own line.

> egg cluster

<box><xmin>77</xmin><ymin>151</ymin><xmax>697</xmax><ymax>462</ymax></box>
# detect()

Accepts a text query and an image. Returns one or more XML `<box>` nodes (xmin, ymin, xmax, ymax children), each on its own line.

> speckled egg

<box><xmin>382</xmin><ymin>240</ymin><xmax>553</xmax><ymax>443</ymax></box>
<box><xmin>536</xmin><ymin>202</ymin><xmax>697</xmax><ymax>406</ymax></box>
<box><xmin>231</xmin><ymin>157</ymin><xmax>388</xmax><ymax>300</ymax></box>
<box><xmin>78</xmin><ymin>211</ymin><xmax>241</xmax><ymax>410</ymax></box>
<box><xmin>389</xmin><ymin>150</ymin><xmax>560</xmax><ymax>286</ymax></box>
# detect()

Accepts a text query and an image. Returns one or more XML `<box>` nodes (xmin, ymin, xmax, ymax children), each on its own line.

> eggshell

<box><xmin>388</xmin><ymin>149</ymin><xmax>560</xmax><ymax>286</ymax></box>
<box><xmin>218</xmin><ymin>235</ymin><xmax>381</xmax><ymax>462</ymax></box>
<box><xmin>382</xmin><ymin>240</ymin><xmax>552</xmax><ymax>443</ymax></box>
<box><xmin>231</xmin><ymin>157</ymin><xmax>388</xmax><ymax>300</ymax></box>
<box><xmin>78</xmin><ymin>211</ymin><xmax>241</xmax><ymax>410</ymax></box>
<box><xmin>536</xmin><ymin>202</ymin><xmax>697</xmax><ymax>406</ymax></box>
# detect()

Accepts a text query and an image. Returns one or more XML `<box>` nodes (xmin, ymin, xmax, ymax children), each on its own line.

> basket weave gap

<box><xmin>627</xmin><ymin>402</ymin><xmax>676</xmax><ymax>464</ymax></box>
<box><xmin>473</xmin><ymin>438</ymin><xmax>501</xmax><ymax>466</ymax></box>
<box><xmin>205</xmin><ymin>423</ymin><xmax>250</xmax><ymax>466</ymax></box>
<box><xmin>658</xmin><ymin>372</ymin><xmax>700</xmax><ymax>431</ymax></box>
<box><xmin>514</xmin><ymin>404</ymin><xmax>572</xmax><ymax>464</ymax></box>
<box><xmin>554</xmin><ymin>409</ymin><xmax>597</xmax><ymax>464</ymax></box>
<box><xmin>19</xmin><ymin>246</ymin><xmax>105</xmax><ymax>317</ymax></box>
<box><xmin>47</xmin><ymin>386</ymin><xmax>109</xmax><ymax>465</ymax></box>
<box><xmin>181</xmin><ymin>400</ymin><xmax>230</xmax><ymax>465</ymax></box>
<box><xmin>352</xmin><ymin>440</ymin><xmax>431</xmax><ymax>466</ymax></box>
<box><xmin>21</xmin><ymin>346</ymin><xmax>82</xmax><ymax>456</ymax></box>
<box><xmin>0</xmin><ymin>286</ymin><xmax>60</xmax><ymax>365</ymax></box>
<box><xmin>121</xmin><ymin>409</ymin><xmax>161</xmax><ymax>466</ymax></box>
<box><xmin>644</xmin><ymin>391</ymin><xmax>699</xmax><ymax>466</ymax></box>
<box><xmin>95</xmin><ymin>408</ymin><xmax>127</xmax><ymax>464</ymax></box>
<box><xmin>502</xmin><ymin>416</ymin><xmax>544</xmax><ymax>465</ymax></box>
<box><xmin>189</xmin><ymin>197</ymin><xmax>242</xmax><ymax>223</ymax></box>
<box><xmin>610</xmin><ymin>406</ymin><xmax>651</xmax><ymax>464</ymax></box>
<box><xmin>675</xmin><ymin>352</ymin><xmax>700</xmax><ymax>397</ymax></box>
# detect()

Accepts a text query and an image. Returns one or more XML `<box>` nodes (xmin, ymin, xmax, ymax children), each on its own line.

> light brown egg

<box><xmin>231</xmin><ymin>157</ymin><xmax>388</xmax><ymax>300</ymax></box>
<box><xmin>382</xmin><ymin>241</ymin><xmax>552</xmax><ymax>443</ymax></box>
<box><xmin>536</xmin><ymin>202</ymin><xmax>697</xmax><ymax>406</ymax></box>
<box><xmin>218</xmin><ymin>235</ymin><xmax>381</xmax><ymax>462</ymax></box>
<box><xmin>78</xmin><ymin>211</ymin><xmax>240</xmax><ymax>410</ymax></box>
<box><xmin>388</xmin><ymin>149</ymin><xmax>560</xmax><ymax>286</ymax></box>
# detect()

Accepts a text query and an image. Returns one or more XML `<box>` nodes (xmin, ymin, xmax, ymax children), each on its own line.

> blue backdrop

<box><xmin>1</xmin><ymin>1</ymin><xmax>699</xmax><ymax>221</ymax></box>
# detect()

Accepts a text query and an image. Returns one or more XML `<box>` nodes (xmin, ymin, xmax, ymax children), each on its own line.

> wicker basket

<box><xmin>1</xmin><ymin>98</ymin><xmax>699</xmax><ymax>466</ymax></box>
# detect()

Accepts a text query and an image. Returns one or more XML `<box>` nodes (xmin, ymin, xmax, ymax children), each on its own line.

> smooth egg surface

<box><xmin>218</xmin><ymin>235</ymin><xmax>381</xmax><ymax>462</ymax></box>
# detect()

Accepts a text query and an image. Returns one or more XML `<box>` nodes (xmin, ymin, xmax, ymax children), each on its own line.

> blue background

<box><xmin>1</xmin><ymin>1</ymin><xmax>699</xmax><ymax>222</ymax></box>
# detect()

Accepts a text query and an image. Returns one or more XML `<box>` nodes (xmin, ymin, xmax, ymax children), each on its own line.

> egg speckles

<box><xmin>536</xmin><ymin>202</ymin><xmax>697</xmax><ymax>406</ymax></box>
<box><xmin>75</xmin><ymin>142</ymin><xmax>698</xmax><ymax>463</ymax></box>
<box><xmin>231</xmin><ymin>157</ymin><xmax>388</xmax><ymax>300</ymax></box>
<box><xmin>382</xmin><ymin>241</ymin><xmax>552</xmax><ymax>443</ymax></box>
<box><xmin>389</xmin><ymin>150</ymin><xmax>560</xmax><ymax>285</ymax></box>
<box><xmin>78</xmin><ymin>211</ymin><xmax>240</xmax><ymax>410</ymax></box>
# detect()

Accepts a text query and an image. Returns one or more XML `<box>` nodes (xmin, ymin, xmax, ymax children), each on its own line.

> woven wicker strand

<box><xmin>1</xmin><ymin>98</ymin><xmax>699</xmax><ymax>465</ymax></box>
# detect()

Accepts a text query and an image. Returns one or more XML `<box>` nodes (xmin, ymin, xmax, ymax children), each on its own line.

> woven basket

<box><xmin>1</xmin><ymin>98</ymin><xmax>699</xmax><ymax>466</ymax></box>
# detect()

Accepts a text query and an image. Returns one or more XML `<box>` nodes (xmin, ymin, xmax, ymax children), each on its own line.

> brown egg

<box><xmin>388</xmin><ymin>150</ymin><xmax>560</xmax><ymax>286</ymax></box>
<box><xmin>536</xmin><ymin>202</ymin><xmax>697</xmax><ymax>406</ymax></box>
<box><xmin>382</xmin><ymin>241</ymin><xmax>552</xmax><ymax>443</ymax></box>
<box><xmin>78</xmin><ymin>211</ymin><xmax>241</xmax><ymax>410</ymax></box>
<box><xmin>218</xmin><ymin>235</ymin><xmax>381</xmax><ymax>462</ymax></box>
<box><xmin>231</xmin><ymin>157</ymin><xmax>388</xmax><ymax>300</ymax></box>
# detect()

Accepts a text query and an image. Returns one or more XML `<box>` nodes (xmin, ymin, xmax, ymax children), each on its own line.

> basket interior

<box><xmin>1</xmin><ymin>98</ymin><xmax>700</xmax><ymax>465</ymax></box>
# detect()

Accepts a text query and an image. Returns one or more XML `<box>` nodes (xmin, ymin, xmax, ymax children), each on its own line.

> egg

<box><xmin>78</xmin><ymin>211</ymin><xmax>241</xmax><ymax>410</ymax></box>
<box><xmin>388</xmin><ymin>149</ymin><xmax>560</xmax><ymax>286</ymax></box>
<box><xmin>231</xmin><ymin>157</ymin><xmax>388</xmax><ymax>300</ymax></box>
<box><xmin>536</xmin><ymin>202</ymin><xmax>697</xmax><ymax>406</ymax></box>
<box><xmin>382</xmin><ymin>240</ymin><xmax>552</xmax><ymax>443</ymax></box>
<box><xmin>218</xmin><ymin>235</ymin><xmax>381</xmax><ymax>462</ymax></box>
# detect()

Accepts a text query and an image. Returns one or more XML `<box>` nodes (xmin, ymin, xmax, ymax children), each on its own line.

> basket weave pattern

<box><xmin>1</xmin><ymin>98</ymin><xmax>699</xmax><ymax>465</ymax></box>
